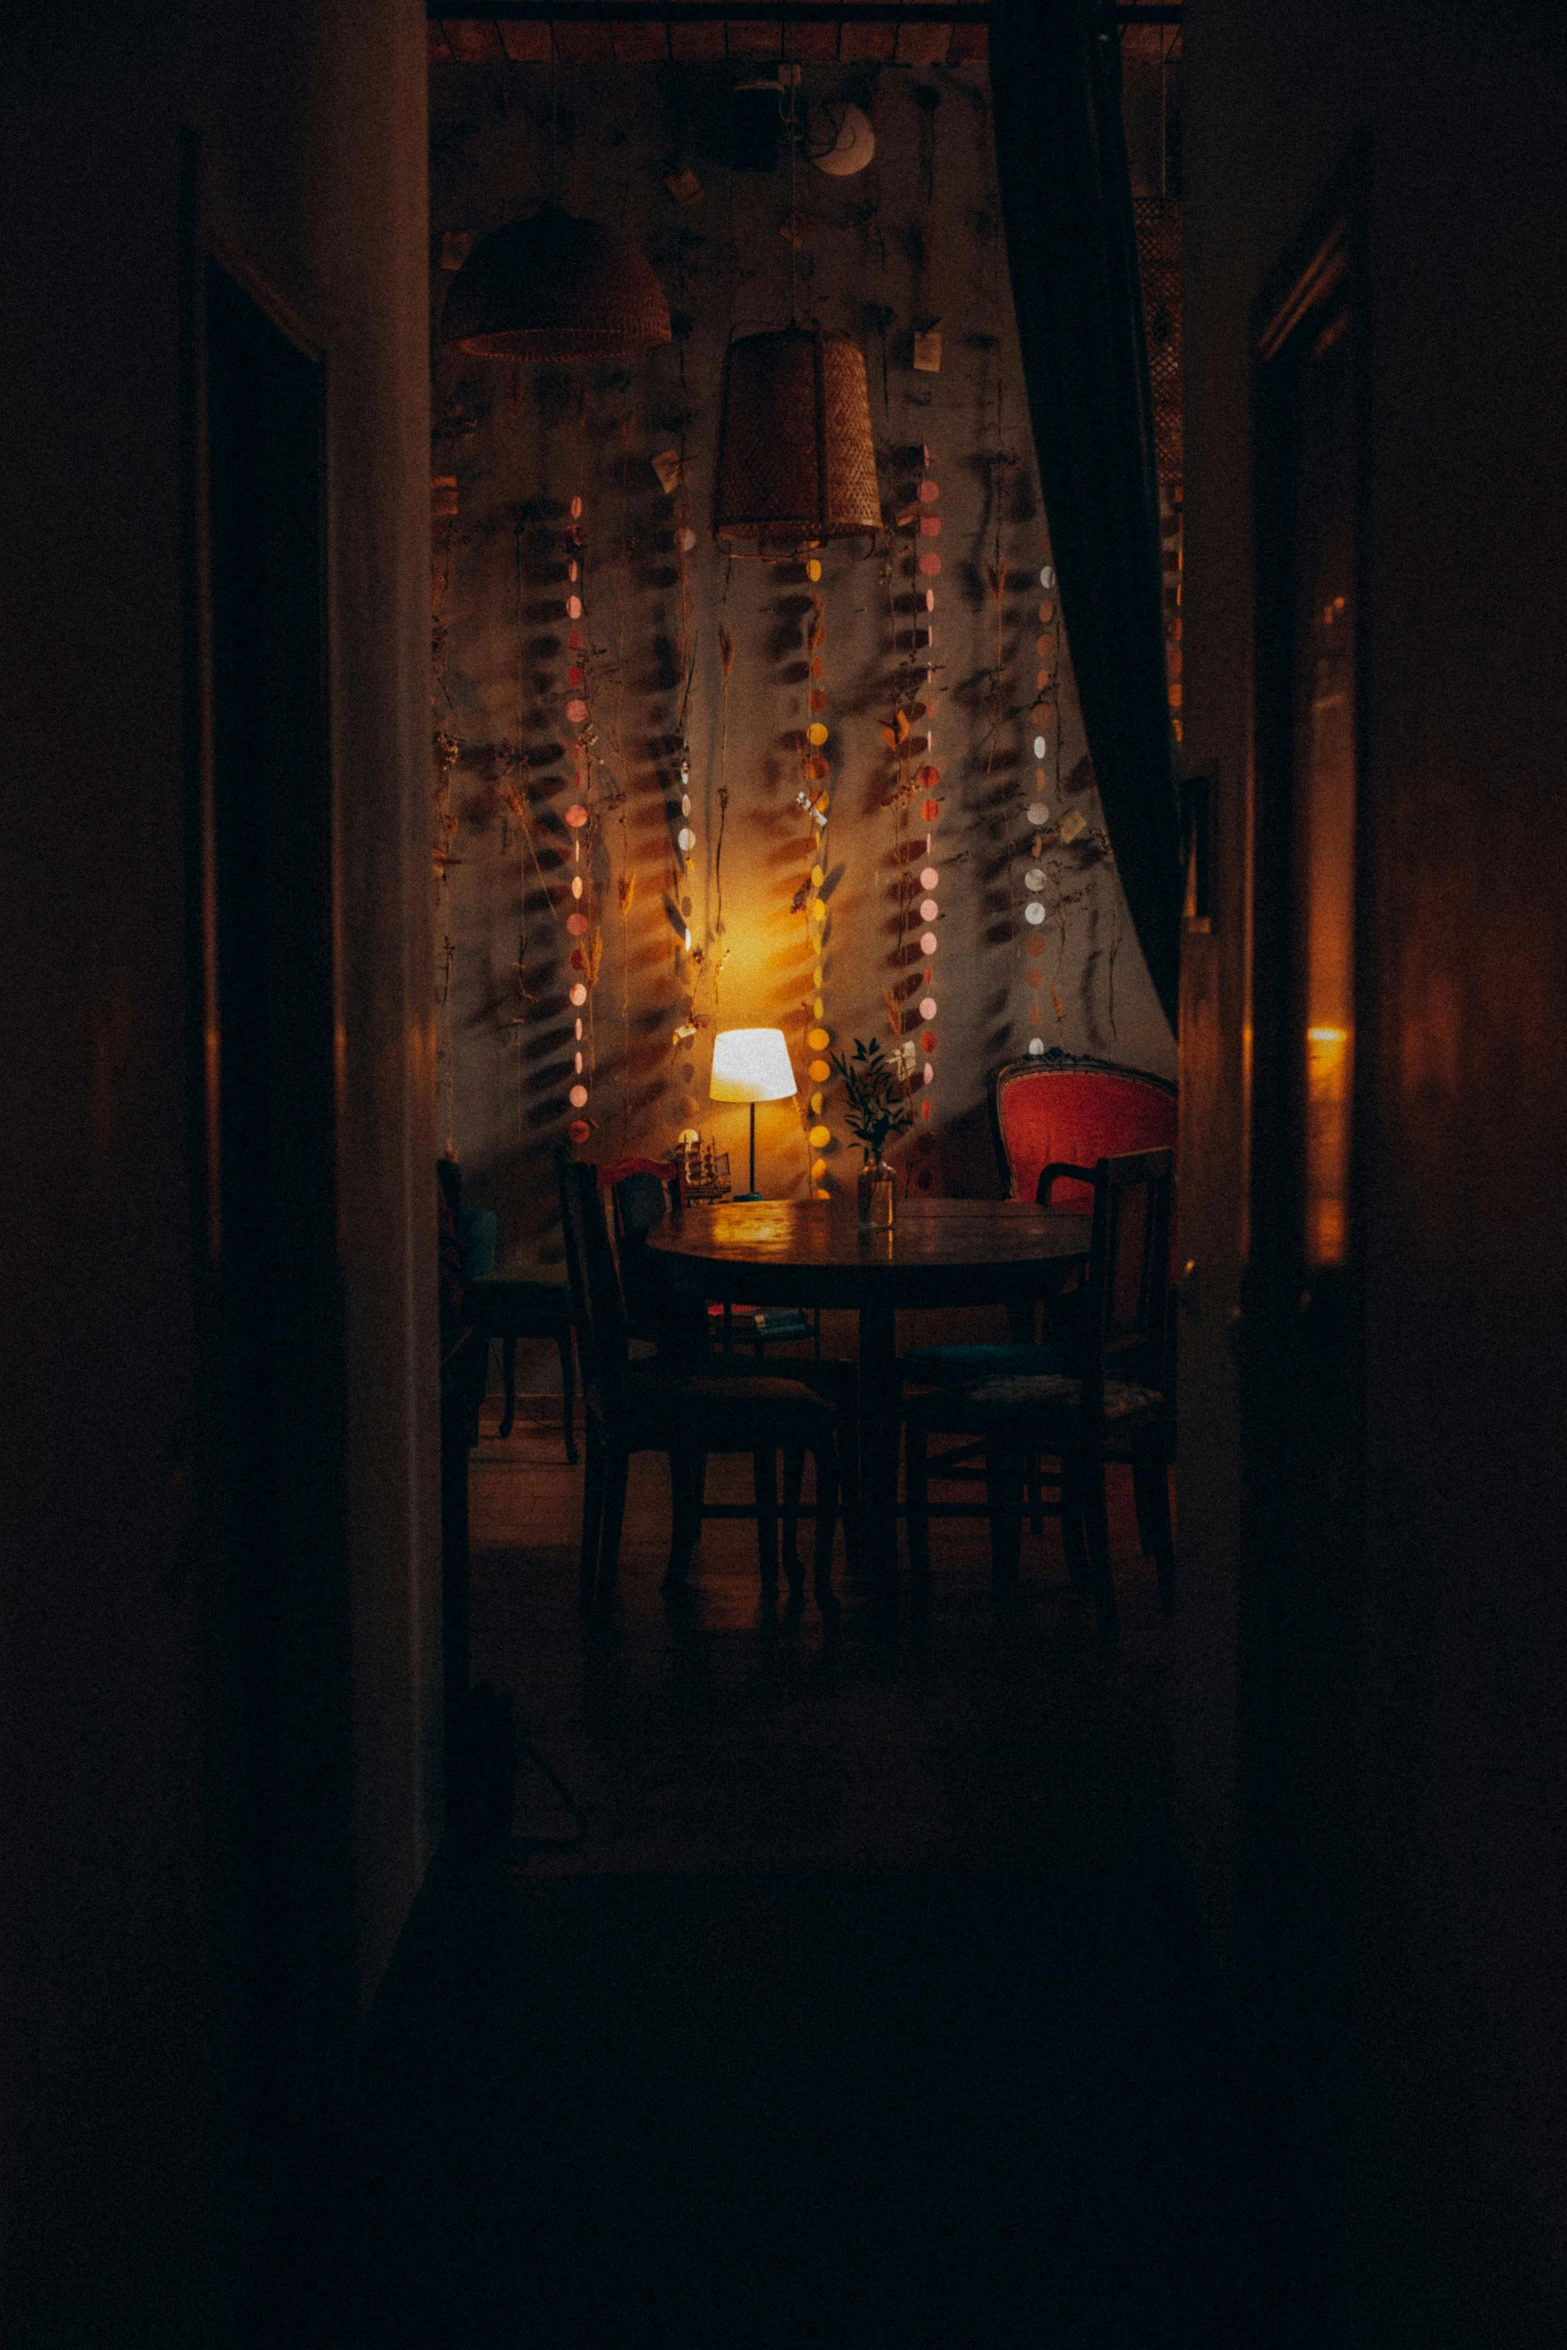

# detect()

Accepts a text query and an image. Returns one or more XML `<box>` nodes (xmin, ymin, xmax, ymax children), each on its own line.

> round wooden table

<box><xmin>647</xmin><ymin>1199</ymin><xmax>1091</xmax><ymax>1613</ymax></box>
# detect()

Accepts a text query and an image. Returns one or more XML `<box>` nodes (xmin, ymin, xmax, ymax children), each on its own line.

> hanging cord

<box><xmin>781</xmin><ymin>66</ymin><xmax>800</xmax><ymax>323</ymax></box>
<box><xmin>549</xmin><ymin>26</ymin><xmax>559</xmax><ymax>204</ymax></box>
<box><xmin>506</xmin><ymin>1730</ymin><xmax>588</xmax><ymax>1863</ymax></box>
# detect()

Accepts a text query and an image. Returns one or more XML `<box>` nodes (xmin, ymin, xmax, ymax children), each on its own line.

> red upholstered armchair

<box><xmin>991</xmin><ymin>1050</ymin><xmax>1177</xmax><ymax>1215</ymax></box>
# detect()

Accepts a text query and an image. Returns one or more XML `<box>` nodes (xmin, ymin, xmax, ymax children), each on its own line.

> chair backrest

<box><xmin>554</xmin><ymin>1149</ymin><xmax>630</xmax><ymax>1396</ymax></box>
<box><xmin>1074</xmin><ymin>1150</ymin><xmax>1175</xmax><ymax>1415</ymax></box>
<box><xmin>992</xmin><ymin>1050</ymin><xmax>1176</xmax><ymax>1218</ymax></box>
<box><xmin>600</xmin><ymin>1157</ymin><xmax>683</xmax><ymax>1342</ymax></box>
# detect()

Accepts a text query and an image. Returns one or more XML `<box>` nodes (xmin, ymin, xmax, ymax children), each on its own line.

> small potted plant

<box><xmin>828</xmin><ymin>1037</ymin><xmax>914</xmax><ymax>1226</ymax></box>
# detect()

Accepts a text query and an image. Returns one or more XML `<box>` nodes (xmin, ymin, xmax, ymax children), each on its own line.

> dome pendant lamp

<box><xmin>711</xmin><ymin>78</ymin><xmax>880</xmax><ymax>556</ymax></box>
<box><xmin>440</xmin><ymin>205</ymin><xmax>671</xmax><ymax>364</ymax></box>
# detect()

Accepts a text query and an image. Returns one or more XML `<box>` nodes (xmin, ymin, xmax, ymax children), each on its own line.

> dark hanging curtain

<box><xmin>990</xmin><ymin>0</ymin><xmax>1182</xmax><ymax>1031</ymax></box>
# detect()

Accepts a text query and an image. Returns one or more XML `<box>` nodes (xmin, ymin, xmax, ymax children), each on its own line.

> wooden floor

<box><xmin>469</xmin><ymin>1320</ymin><xmax>1180</xmax><ymax>1878</ymax></box>
<box><xmin>332</xmin><ymin>1348</ymin><xmax>1334</xmax><ymax>2349</ymax></box>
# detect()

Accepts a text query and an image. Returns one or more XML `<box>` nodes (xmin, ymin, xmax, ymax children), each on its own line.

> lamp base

<box><xmin>732</xmin><ymin>1191</ymin><xmax>762</xmax><ymax>1203</ymax></box>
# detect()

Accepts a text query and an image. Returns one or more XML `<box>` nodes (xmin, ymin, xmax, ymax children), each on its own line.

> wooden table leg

<box><xmin>856</xmin><ymin>1303</ymin><xmax>900</xmax><ymax>1626</ymax></box>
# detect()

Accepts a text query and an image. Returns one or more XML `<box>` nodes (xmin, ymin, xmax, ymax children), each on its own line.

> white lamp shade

<box><xmin>709</xmin><ymin>1027</ymin><xmax>797</xmax><ymax>1104</ymax></box>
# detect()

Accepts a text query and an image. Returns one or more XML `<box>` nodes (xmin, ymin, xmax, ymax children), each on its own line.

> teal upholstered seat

<box><xmin>900</xmin><ymin>1338</ymin><xmax>1066</xmax><ymax>1386</ymax></box>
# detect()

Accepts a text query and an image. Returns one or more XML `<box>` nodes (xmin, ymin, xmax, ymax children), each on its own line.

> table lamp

<box><xmin>709</xmin><ymin>1027</ymin><xmax>797</xmax><ymax>1200</ymax></box>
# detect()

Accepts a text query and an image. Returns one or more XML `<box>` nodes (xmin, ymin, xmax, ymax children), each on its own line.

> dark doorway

<box><xmin>200</xmin><ymin>257</ymin><xmax>353</xmax><ymax>2330</ymax></box>
<box><xmin>1238</xmin><ymin>148</ymin><xmax>1370</xmax><ymax>2300</ymax></box>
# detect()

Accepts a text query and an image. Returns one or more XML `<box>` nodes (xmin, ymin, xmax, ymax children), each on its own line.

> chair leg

<box><xmin>1027</xmin><ymin>1454</ymin><xmax>1045</xmax><ymax>1537</ymax></box>
<box><xmin>555</xmin><ymin>1326</ymin><xmax>578</xmax><ymax>1464</ymax></box>
<box><xmin>579</xmin><ymin>1422</ymin><xmax>606</xmax><ymax>1611</ymax></box>
<box><xmin>837</xmin><ymin>1391</ymin><xmax>862</xmax><ymax>1574</ymax></box>
<box><xmin>906</xmin><ymin>1418</ymin><xmax>931</xmax><ymax>1626</ymax></box>
<box><xmin>752</xmin><ymin>1446</ymin><xmax>781</xmax><ymax>1592</ymax></box>
<box><xmin>664</xmin><ymin>1447</ymin><xmax>701</xmax><ymax>1592</ymax></box>
<box><xmin>1132</xmin><ymin>1436</ymin><xmax>1177</xmax><ymax>1614</ymax></box>
<box><xmin>809</xmin><ymin>1440</ymin><xmax>841</xmax><ymax>1629</ymax></box>
<box><xmin>596</xmin><ymin>1444</ymin><xmax>630</xmax><ymax>1608</ymax></box>
<box><xmin>781</xmin><ymin>1441</ymin><xmax>806</xmax><ymax>1584</ymax></box>
<box><xmin>499</xmin><ymin>1334</ymin><xmax>518</xmax><ymax>1439</ymax></box>
<box><xmin>1077</xmin><ymin>1451</ymin><xmax>1118</xmax><ymax>1641</ymax></box>
<box><xmin>1059</xmin><ymin>1456</ymin><xmax>1092</xmax><ymax>1592</ymax></box>
<box><xmin>985</xmin><ymin>1442</ymin><xmax>1025</xmax><ymax>1599</ymax></box>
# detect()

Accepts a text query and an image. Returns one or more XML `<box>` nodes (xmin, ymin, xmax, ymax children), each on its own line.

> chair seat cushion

<box><xmin>900</xmin><ymin>1340</ymin><xmax>1065</xmax><ymax>1384</ymax></box>
<box><xmin>465</xmin><ymin>1272</ymin><xmax>573</xmax><ymax>1335</ymax></box>
<box><xmin>910</xmin><ymin>1372</ymin><xmax>1163</xmax><ymax>1434</ymax></box>
<box><xmin>616</xmin><ymin>1369</ymin><xmax>835</xmax><ymax>1448</ymax></box>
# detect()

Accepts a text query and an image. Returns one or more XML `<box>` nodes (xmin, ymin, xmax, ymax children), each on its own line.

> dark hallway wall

<box><xmin>1</xmin><ymin>3</ymin><xmax>432</xmax><ymax>2339</ymax></box>
<box><xmin>1178</xmin><ymin>5</ymin><xmax>1567</xmax><ymax>2340</ymax></box>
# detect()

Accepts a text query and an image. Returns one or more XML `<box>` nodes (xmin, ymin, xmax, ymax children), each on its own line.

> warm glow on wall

<box><xmin>1305</xmin><ymin>1024</ymin><xmax>1352</xmax><ymax>1267</ymax></box>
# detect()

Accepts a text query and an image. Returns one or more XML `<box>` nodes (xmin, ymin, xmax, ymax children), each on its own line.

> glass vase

<box><xmin>857</xmin><ymin>1153</ymin><xmax>896</xmax><ymax>1229</ymax></box>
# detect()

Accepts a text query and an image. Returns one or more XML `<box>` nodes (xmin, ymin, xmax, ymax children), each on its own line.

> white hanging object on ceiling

<box><xmin>807</xmin><ymin>102</ymin><xmax>876</xmax><ymax>177</ymax></box>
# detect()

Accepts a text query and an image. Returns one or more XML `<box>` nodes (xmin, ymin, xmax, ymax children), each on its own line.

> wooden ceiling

<box><xmin>428</xmin><ymin>5</ymin><xmax>1180</xmax><ymax>71</ymax></box>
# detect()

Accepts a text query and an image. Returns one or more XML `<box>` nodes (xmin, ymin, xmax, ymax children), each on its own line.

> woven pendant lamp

<box><xmin>712</xmin><ymin>326</ymin><xmax>881</xmax><ymax>556</ymax></box>
<box><xmin>441</xmin><ymin>206</ymin><xmax>671</xmax><ymax>363</ymax></box>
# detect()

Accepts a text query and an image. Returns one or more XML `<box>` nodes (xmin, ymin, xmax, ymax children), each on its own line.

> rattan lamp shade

<box><xmin>712</xmin><ymin>328</ymin><xmax>881</xmax><ymax>554</ymax></box>
<box><xmin>441</xmin><ymin>208</ymin><xmax>671</xmax><ymax>363</ymax></box>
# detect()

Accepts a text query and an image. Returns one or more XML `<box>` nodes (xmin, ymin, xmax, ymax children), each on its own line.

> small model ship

<box><xmin>675</xmin><ymin>1137</ymin><xmax>732</xmax><ymax>1203</ymax></box>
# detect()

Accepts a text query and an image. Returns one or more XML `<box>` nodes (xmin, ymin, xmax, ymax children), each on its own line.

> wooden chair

<box><xmin>904</xmin><ymin>1150</ymin><xmax>1176</xmax><ymax>1642</ymax></box>
<box><xmin>598</xmin><ymin>1157</ymin><xmax>700</xmax><ymax>1360</ymax></box>
<box><xmin>556</xmin><ymin>1151</ymin><xmax>841</xmax><ymax>1626</ymax></box>
<box><xmin>440</xmin><ymin>1158</ymin><xmax>578</xmax><ymax>1462</ymax></box>
<box><xmin>604</xmin><ymin>1155</ymin><xmax>859</xmax><ymax>1575</ymax></box>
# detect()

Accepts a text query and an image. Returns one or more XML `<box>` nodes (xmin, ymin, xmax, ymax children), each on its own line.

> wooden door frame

<box><xmin>180</xmin><ymin>128</ymin><xmax>355</xmax><ymax>2334</ymax></box>
<box><xmin>1236</xmin><ymin>129</ymin><xmax>1374</xmax><ymax>2164</ymax></box>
